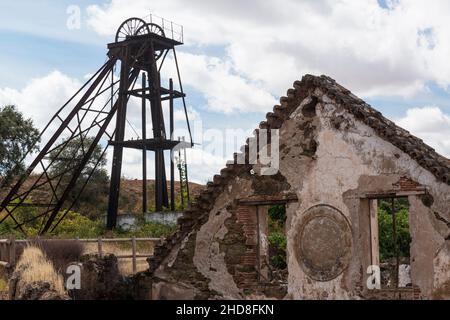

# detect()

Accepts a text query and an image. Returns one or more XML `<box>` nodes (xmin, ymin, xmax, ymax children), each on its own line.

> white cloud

<box><xmin>0</xmin><ymin>71</ymin><xmax>231</xmax><ymax>182</ymax></box>
<box><xmin>397</xmin><ymin>107</ymin><xmax>450</xmax><ymax>158</ymax></box>
<box><xmin>85</xmin><ymin>0</ymin><xmax>450</xmax><ymax>101</ymax></box>
<box><xmin>169</xmin><ymin>53</ymin><xmax>277</xmax><ymax>113</ymax></box>
<box><xmin>0</xmin><ymin>71</ymin><xmax>81</xmax><ymax>131</ymax></box>
<box><xmin>173</xmin><ymin>107</ymin><xmax>199</xmax><ymax>123</ymax></box>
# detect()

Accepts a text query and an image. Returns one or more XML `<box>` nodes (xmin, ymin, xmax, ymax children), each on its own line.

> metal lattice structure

<box><xmin>0</xmin><ymin>16</ymin><xmax>192</xmax><ymax>235</ymax></box>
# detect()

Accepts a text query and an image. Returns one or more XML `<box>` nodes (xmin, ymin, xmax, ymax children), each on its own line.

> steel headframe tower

<box><xmin>106</xmin><ymin>17</ymin><xmax>193</xmax><ymax>229</ymax></box>
<box><xmin>0</xmin><ymin>16</ymin><xmax>193</xmax><ymax>234</ymax></box>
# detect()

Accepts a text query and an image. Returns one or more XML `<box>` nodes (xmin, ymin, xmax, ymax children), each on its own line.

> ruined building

<box><xmin>137</xmin><ymin>75</ymin><xmax>450</xmax><ymax>300</ymax></box>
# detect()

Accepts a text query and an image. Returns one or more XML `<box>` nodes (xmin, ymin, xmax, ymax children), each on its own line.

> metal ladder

<box><xmin>177</xmin><ymin>137</ymin><xmax>190</xmax><ymax>209</ymax></box>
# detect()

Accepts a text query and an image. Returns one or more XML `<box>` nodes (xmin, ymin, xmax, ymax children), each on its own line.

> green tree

<box><xmin>378</xmin><ymin>199</ymin><xmax>411</xmax><ymax>261</ymax></box>
<box><xmin>48</xmin><ymin>136</ymin><xmax>109</xmax><ymax>218</ymax></box>
<box><xmin>0</xmin><ymin>105</ymin><xmax>40</xmax><ymax>183</ymax></box>
<box><xmin>268</xmin><ymin>205</ymin><xmax>287</xmax><ymax>270</ymax></box>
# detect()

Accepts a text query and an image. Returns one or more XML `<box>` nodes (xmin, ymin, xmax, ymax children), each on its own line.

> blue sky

<box><xmin>1</xmin><ymin>0</ymin><xmax>450</xmax><ymax>183</ymax></box>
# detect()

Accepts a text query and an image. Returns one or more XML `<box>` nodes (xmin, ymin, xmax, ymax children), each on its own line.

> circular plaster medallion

<box><xmin>296</xmin><ymin>205</ymin><xmax>352</xmax><ymax>281</ymax></box>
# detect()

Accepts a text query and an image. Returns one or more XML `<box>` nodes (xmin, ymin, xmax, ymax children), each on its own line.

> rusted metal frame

<box><xmin>49</xmin><ymin>137</ymin><xmax>114</xmax><ymax>233</ymax></box>
<box><xmin>160</xmin><ymin>93</ymin><xmax>185</xmax><ymax>101</ymax></box>
<box><xmin>65</xmin><ymin>124</ymin><xmax>76</xmax><ymax>136</ymax></box>
<box><xmin>0</xmin><ymin>207</ymin><xmax>26</xmax><ymax>235</ymax></box>
<box><xmin>0</xmin><ymin>62</ymin><xmax>110</xmax><ymax>191</ymax></box>
<box><xmin>4</xmin><ymin>138</ymin><xmax>101</xmax><ymax>225</ymax></box>
<box><xmin>14</xmin><ymin>207</ymin><xmax>54</xmax><ymax>229</ymax></box>
<box><xmin>2</xmin><ymin>62</ymin><xmax>117</xmax><ymax>232</ymax></box>
<box><xmin>107</xmin><ymin>47</ymin><xmax>134</xmax><ymax>229</ymax></box>
<box><xmin>80</xmin><ymin>108</ymin><xmax>110</xmax><ymax>115</ymax></box>
<box><xmin>7</xmin><ymin>113</ymin><xmax>112</xmax><ymax>208</ymax></box>
<box><xmin>148</xmin><ymin>40</ymin><xmax>168</xmax><ymax>211</ymax></box>
<box><xmin>6</xmin><ymin>203</ymin><xmax>55</xmax><ymax>208</ymax></box>
<box><xmin>157</xmin><ymin>49</ymin><xmax>169</xmax><ymax>73</ymax></box>
<box><xmin>76</xmin><ymin>112</ymin><xmax>86</xmax><ymax>157</ymax></box>
<box><xmin>53</xmin><ymin>66</ymin><xmax>115</xmax><ymax>178</ymax></box>
<box><xmin>70</xmin><ymin>66</ymin><xmax>115</xmax><ymax>147</ymax></box>
<box><xmin>182</xmin><ymin>137</ymin><xmax>190</xmax><ymax>203</ymax></box>
<box><xmin>178</xmin><ymin>145</ymin><xmax>184</xmax><ymax>210</ymax></box>
<box><xmin>10</xmin><ymin>158</ymin><xmax>89</xmax><ymax>204</ymax></box>
<box><xmin>44</xmin><ymin>68</ymin><xmax>140</xmax><ymax>234</ymax></box>
<box><xmin>83</xmin><ymin>78</ymin><xmax>120</xmax><ymax>106</ymax></box>
<box><xmin>169</xmin><ymin>78</ymin><xmax>175</xmax><ymax>211</ymax></box>
<box><xmin>128</xmin><ymin>86</ymin><xmax>185</xmax><ymax>99</ymax></box>
<box><xmin>172</xmin><ymin>47</ymin><xmax>193</xmax><ymax>147</ymax></box>
<box><xmin>42</xmin><ymin>68</ymin><xmax>140</xmax><ymax>234</ymax></box>
<box><xmin>3</xmin><ymin>66</ymin><xmax>117</xmax><ymax>231</ymax></box>
<box><xmin>44</xmin><ymin>112</ymin><xmax>112</xmax><ymax>158</ymax></box>
<box><xmin>0</xmin><ymin>59</ymin><xmax>117</xmax><ymax>224</ymax></box>
<box><xmin>142</xmin><ymin>73</ymin><xmax>148</xmax><ymax>214</ymax></box>
<box><xmin>39</xmin><ymin>160</ymin><xmax>60</xmax><ymax>205</ymax></box>
<box><xmin>4</xmin><ymin>157</ymin><xmax>87</xmax><ymax>228</ymax></box>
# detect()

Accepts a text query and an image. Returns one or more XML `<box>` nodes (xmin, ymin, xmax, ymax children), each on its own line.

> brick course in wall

<box><xmin>235</xmin><ymin>205</ymin><xmax>258</xmax><ymax>290</ymax></box>
<box><xmin>393</xmin><ymin>176</ymin><xmax>425</xmax><ymax>192</ymax></box>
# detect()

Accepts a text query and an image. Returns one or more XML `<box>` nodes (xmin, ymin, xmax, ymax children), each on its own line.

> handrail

<box><xmin>142</xmin><ymin>13</ymin><xmax>184</xmax><ymax>43</ymax></box>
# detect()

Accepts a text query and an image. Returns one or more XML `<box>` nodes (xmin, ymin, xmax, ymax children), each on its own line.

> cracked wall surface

<box><xmin>145</xmin><ymin>75</ymin><xmax>450</xmax><ymax>300</ymax></box>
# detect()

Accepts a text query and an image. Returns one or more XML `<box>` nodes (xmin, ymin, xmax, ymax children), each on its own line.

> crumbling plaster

<box><xmin>149</xmin><ymin>83</ymin><xmax>449</xmax><ymax>300</ymax></box>
<box><xmin>192</xmin><ymin>177</ymin><xmax>254</xmax><ymax>298</ymax></box>
<box><xmin>282</xmin><ymin>88</ymin><xmax>449</xmax><ymax>299</ymax></box>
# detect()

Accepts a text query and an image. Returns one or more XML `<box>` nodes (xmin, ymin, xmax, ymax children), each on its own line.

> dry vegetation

<box><xmin>14</xmin><ymin>246</ymin><xmax>65</xmax><ymax>295</ymax></box>
<box><xmin>0</xmin><ymin>176</ymin><xmax>204</xmax><ymax>217</ymax></box>
<box><xmin>0</xmin><ymin>276</ymin><xmax>7</xmax><ymax>300</ymax></box>
<box><xmin>83</xmin><ymin>241</ymin><xmax>154</xmax><ymax>275</ymax></box>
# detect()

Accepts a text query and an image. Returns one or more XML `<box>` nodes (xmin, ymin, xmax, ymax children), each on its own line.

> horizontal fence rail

<box><xmin>0</xmin><ymin>237</ymin><xmax>162</xmax><ymax>273</ymax></box>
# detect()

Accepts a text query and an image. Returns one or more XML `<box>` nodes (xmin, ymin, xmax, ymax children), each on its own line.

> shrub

<box><xmin>30</xmin><ymin>239</ymin><xmax>84</xmax><ymax>273</ymax></box>
<box><xmin>51</xmin><ymin>211</ymin><xmax>103</xmax><ymax>239</ymax></box>
<box><xmin>268</xmin><ymin>205</ymin><xmax>286</xmax><ymax>223</ymax></box>
<box><xmin>378</xmin><ymin>206</ymin><xmax>411</xmax><ymax>261</ymax></box>
<box><xmin>268</xmin><ymin>232</ymin><xmax>287</xmax><ymax>269</ymax></box>
<box><xmin>267</xmin><ymin>205</ymin><xmax>287</xmax><ymax>270</ymax></box>
<box><xmin>112</xmin><ymin>216</ymin><xmax>177</xmax><ymax>238</ymax></box>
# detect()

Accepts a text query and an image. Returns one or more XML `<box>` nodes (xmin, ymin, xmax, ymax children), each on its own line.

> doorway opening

<box><xmin>370</xmin><ymin>197</ymin><xmax>412</xmax><ymax>289</ymax></box>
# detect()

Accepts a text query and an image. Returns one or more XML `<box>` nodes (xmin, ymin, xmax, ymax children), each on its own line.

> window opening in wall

<box><xmin>258</xmin><ymin>204</ymin><xmax>287</xmax><ymax>284</ymax></box>
<box><xmin>375</xmin><ymin>197</ymin><xmax>412</xmax><ymax>289</ymax></box>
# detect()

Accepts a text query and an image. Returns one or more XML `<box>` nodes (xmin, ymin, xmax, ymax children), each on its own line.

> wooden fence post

<box><xmin>98</xmin><ymin>237</ymin><xmax>103</xmax><ymax>258</ymax></box>
<box><xmin>8</xmin><ymin>236</ymin><xmax>16</xmax><ymax>267</ymax></box>
<box><xmin>132</xmin><ymin>237</ymin><xmax>137</xmax><ymax>274</ymax></box>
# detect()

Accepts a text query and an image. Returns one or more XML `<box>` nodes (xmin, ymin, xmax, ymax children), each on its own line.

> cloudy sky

<box><xmin>1</xmin><ymin>0</ymin><xmax>450</xmax><ymax>183</ymax></box>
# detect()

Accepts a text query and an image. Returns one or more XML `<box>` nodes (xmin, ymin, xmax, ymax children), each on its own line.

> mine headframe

<box><xmin>0</xmin><ymin>16</ymin><xmax>193</xmax><ymax>235</ymax></box>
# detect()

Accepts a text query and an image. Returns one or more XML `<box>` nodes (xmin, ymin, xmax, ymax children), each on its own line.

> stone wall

<box><xmin>145</xmin><ymin>75</ymin><xmax>450</xmax><ymax>300</ymax></box>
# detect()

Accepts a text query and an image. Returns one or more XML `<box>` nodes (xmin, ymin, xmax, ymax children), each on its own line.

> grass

<box><xmin>15</xmin><ymin>246</ymin><xmax>65</xmax><ymax>295</ymax></box>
